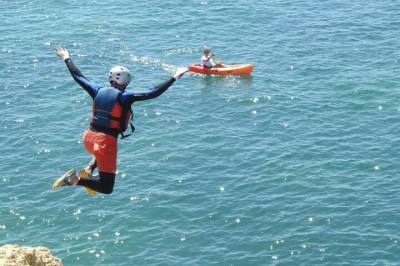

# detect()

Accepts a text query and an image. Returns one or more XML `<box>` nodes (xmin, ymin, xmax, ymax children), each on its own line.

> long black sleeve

<box><xmin>128</xmin><ymin>77</ymin><xmax>176</xmax><ymax>103</ymax></box>
<box><xmin>64</xmin><ymin>58</ymin><xmax>100</xmax><ymax>99</ymax></box>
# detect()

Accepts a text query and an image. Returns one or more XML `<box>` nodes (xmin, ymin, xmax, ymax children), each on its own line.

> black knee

<box><xmin>102</xmin><ymin>185</ymin><xmax>114</xmax><ymax>195</ymax></box>
<box><xmin>99</xmin><ymin>172</ymin><xmax>115</xmax><ymax>194</ymax></box>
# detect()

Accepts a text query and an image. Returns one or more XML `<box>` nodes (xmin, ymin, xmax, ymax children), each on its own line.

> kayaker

<box><xmin>52</xmin><ymin>46</ymin><xmax>188</xmax><ymax>195</ymax></box>
<box><xmin>200</xmin><ymin>46</ymin><xmax>225</xmax><ymax>68</ymax></box>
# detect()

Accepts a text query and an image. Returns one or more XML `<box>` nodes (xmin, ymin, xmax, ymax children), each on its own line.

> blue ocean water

<box><xmin>1</xmin><ymin>0</ymin><xmax>400</xmax><ymax>265</ymax></box>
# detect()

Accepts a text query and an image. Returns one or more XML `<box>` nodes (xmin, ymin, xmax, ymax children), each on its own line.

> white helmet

<box><xmin>109</xmin><ymin>66</ymin><xmax>131</xmax><ymax>87</ymax></box>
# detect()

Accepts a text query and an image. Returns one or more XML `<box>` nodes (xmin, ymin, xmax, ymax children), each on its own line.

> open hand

<box><xmin>54</xmin><ymin>47</ymin><xmax>70</xmax><ymax>61</ymax></box>
<box><xmin>173</xmin><ymin>67</ymin><xmax>189</xmax><ymax>79</ymax></box>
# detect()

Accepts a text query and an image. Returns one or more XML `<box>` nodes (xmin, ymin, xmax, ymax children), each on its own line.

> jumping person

<box><xmin>200</xmin><ymin>46</ymin><xmax>225</xmax><ymax>68</ymax></box>
<box><xmin>52</xmin><ymin>47</ymin><xmax>188</xmax><ymax>194</ymax></box>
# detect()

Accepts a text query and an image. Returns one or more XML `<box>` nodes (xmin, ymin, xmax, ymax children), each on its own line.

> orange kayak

<box><xmin>188</xmin><ymin>64</ymin><xmax>253</xmax><ymax>75</ymax></box>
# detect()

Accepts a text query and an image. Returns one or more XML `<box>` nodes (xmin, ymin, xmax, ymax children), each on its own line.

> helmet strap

<box><xmin>110</xmin><ymin>81</ymin><xmax>127</xmax><ymax>91</ymax></box>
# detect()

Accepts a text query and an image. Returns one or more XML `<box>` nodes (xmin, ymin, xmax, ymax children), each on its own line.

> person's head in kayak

<box><xmin>109</xmin><ymin>66</ymin><xmax>131</xmax><ymax>90</ymax></box>
<box><xmin>203</xmin><ymin>46</ymin><xmax>211</xmax><ymax>57</ymax></box>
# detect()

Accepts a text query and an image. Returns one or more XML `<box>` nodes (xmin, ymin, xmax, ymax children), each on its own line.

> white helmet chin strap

<box><xmin>110</xmin><ymin>81</ymin><xmax>126</xmax><ymax>90</ymax></box>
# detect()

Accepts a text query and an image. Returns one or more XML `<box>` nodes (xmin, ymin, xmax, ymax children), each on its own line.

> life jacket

<box><xmin>90</xmin><ymin>87</ymin><xmax>134</xmax><ymax>139</ymax></box>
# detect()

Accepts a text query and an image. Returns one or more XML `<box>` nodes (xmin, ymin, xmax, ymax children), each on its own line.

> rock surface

<box><xmin>0</xmin><ymin>244</ymin><xmax>62</xmax><ymax>266</ymax></box>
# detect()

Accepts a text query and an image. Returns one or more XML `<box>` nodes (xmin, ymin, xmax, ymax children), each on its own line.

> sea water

<box><xmin>1</xmin><ymin>0</ymin><xmax>400</xmax><ymax>265</ymax></box>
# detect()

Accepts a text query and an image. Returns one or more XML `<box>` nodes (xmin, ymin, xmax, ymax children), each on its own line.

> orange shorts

<box><xmin>82</xmin><ymin>129</ymin><xmax>117</xmax><ymax>173</ymax></box>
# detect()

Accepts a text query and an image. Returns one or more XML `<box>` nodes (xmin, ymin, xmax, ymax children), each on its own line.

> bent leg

<box><xmin>214</xmin><ymin>63</ymin><xmax>225</xmax><ymax>68</ymax></box>
<box><xmin>81</xmin><ymin>129</ymin><xmax>118</xmax><ymax>194</ymax></box>
<box><xmin>77</xmin><ymin>172</ymin><xmax>115</xmax><ymax>194</ymax></box>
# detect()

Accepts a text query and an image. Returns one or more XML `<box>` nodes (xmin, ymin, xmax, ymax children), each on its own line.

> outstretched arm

<box><xmin>130</xmin><ymin>77</ymin><xmax>176</xmax><ymax>102</ymax></box>
<box><xmin>124</xmin><ymin>67</ymin><xmax>188</xmax><ymax>103</ymax></box>
<box><xmin>55</xmin><ymin>47</ymin><xmax>101</xmax><ymax>98</ymax></box>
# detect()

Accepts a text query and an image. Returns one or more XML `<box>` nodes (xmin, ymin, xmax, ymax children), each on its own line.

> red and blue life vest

<box><xmin>91</xmin><ymin>87</ymin><xmax>133</xmax><ymax>138</ymax></box>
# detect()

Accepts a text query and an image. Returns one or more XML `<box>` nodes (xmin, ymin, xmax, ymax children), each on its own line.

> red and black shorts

<box><xmin>82</xmin><ymin>129</ymin><xmax>117</xmax><ymax>174</ymax></box>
